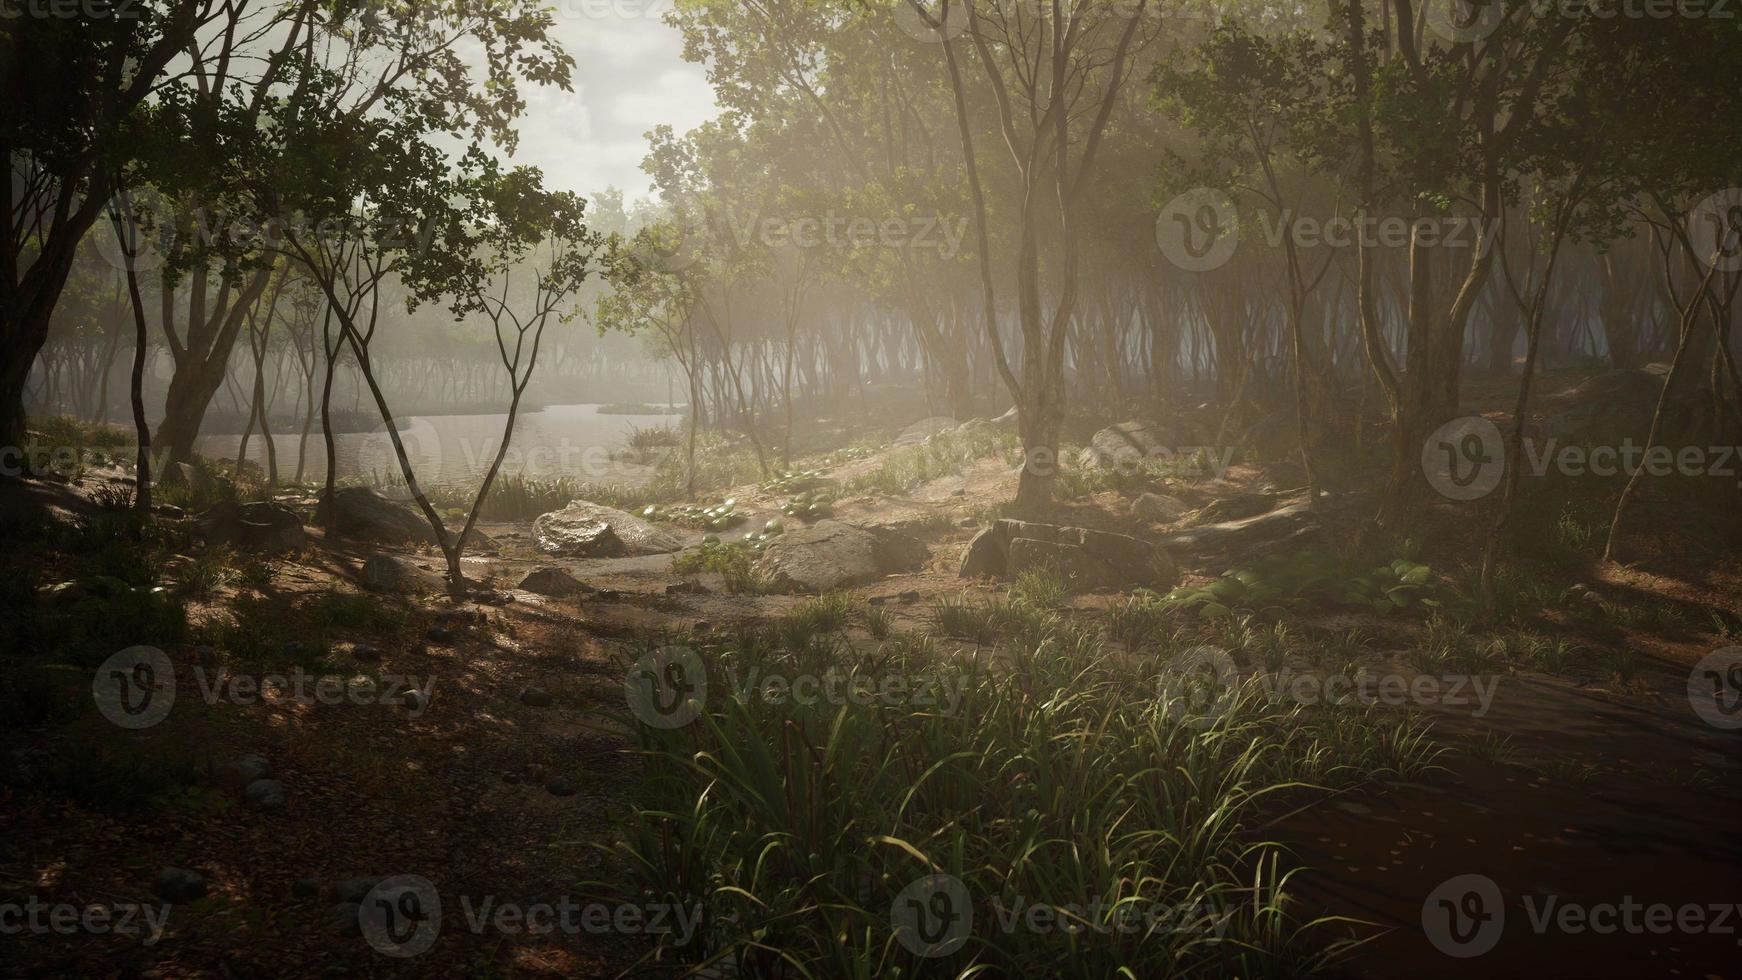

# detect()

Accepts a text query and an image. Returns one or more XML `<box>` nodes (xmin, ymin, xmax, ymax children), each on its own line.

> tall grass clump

<box><xmin>592</xmin><ymin>634</ymin><xmax>1436</xmax><ymax>977</ymax></box>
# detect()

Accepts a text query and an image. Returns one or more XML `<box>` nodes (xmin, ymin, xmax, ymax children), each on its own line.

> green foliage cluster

<box><xmin>1166</xmin><ymin>552</ymin><xmax>1443</xmax><ymax>618</ymax></box>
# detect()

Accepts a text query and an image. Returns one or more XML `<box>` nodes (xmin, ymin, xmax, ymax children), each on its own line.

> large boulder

<box><xmin>960</xmin><ymin>519</ymin><xmax>1177</xmax><ymax>592</ymax></box>
<box><xmin>196</xmin><ymin>500</ymin><xmax>307</xmax><ymax>554</ymax></box>
<box><xmin>358</xmin><ymin>554</ymin><xmax>441</xmax><ymax>594</ymax></box>
<box><xmin>1084</xmin><ymin>419</ymin><xmax>1203</xmax><ymax>471</ymax></box>
<box><xmin>320</xmin><ymin>487</ymin><xmax>428</xmax><ymax>545</ymax></box>
<box><xmin>532</xmin><ymin>501</ymin><xmax>682</xmax><ymax>557</ymax></box>
<box><xmin>1132</xmin><ymin>492</ymin><xmax>1190</xmax><ymax>523</ymax></box>
<box><xmin>518</xmin><ymin>566</ymin><xmax>590</xmax><ymax>597</ymax></box>
<box><xmin>752</xmin><ymin>520</ymin><xmax>929</xmax><ymax>593</ymax></box>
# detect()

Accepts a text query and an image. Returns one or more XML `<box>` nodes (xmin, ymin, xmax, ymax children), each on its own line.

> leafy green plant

<box><xmin>780</xmin><ymin>489</ymin><xmax>835</xmax><ymax>520</ymax></box>
<box><xmin>672</xmin><ymin>539</ymin><xmax>775</xmax><ymax>595</ymax></box>
<box><xmin>644</xmin><ymin>499</ymin><xmax>745</xmax><ymax>532</ymax></box>
<box><xmin>1165</xmin><ymin>551</ymin><xmax>1443</xmax><ymax>617</ymax></box>
<box><xmin>763</xmin><ymin>468</ymin><xmax>833</xmax><ymax>494</ymax></box>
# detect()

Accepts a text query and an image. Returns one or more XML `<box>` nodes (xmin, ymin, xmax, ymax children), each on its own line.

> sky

<box><xmin>507</xmin><ymin>0</ymin><xmax>720</xmax><ymax>204</ymax></box>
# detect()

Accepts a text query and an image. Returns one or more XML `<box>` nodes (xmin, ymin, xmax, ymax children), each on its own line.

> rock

<box><xmin>751</xmin><ymin>520</ymin><xmax>930</xmax><ymax>594</ymax></box>
<box><xmin>283</xmin><ymin>640</ymin><xmax>311</xmax><ymax>660</ymax></box>
<box><xmin>524</xmin><ymin>763</ymin><xmax>551</xmax><ymax>783</ymax></box>
<box><xmin>520</xmin><ymin>688</ymin><xmax>553</xmax><ymax>708</ymax></box>
<box><xmin>518</xmin><ymin>567</ymin><xmax>589</xmax><ymax>597</ymax></box>
<box><xmin>215</xmin><ymin>754</ymin><xmax>272</xmax><ymax>792</ymax></box>
<box><xmin>1085</xmin><ymin>419</ymin><xmax>1202</xmax><ymax>470</ymax></box>
<box><xmin>958</xmin><ymin>516</ymin><xmax>979</xmax><ymax>528</ymax></box>
<box><xmin>156</xmin><ymin>504</ymin><xmax>187</xmax><ymax>519</ymax></box>
<box><xmin>348</xmin><ymin>643</ymin><xmax>383</xmax><ymax>663</ymax></box>
<box><xmin>319</xmin><ymin>486</ymin><xmax>496</xmax><ymax>550</ymax></box>
<box><xmin>547</xmin><ymin>778</ymin><xmax>578</xmax><ymax>797</ymax></box>
<box><xmin>1187</xmin><ymin>494</ymin><xmax>1276</xmax><ymax>526</ymax></box>
<box><xmin>318</xmin><ymin>486</ymin><xmax>429</xmax><ymax>544</ymax></box>
<box><xmin>293</xmin><ymin>877</ymin><xmax>323</xmax><ymax>900</ymax></box>
<box><xmin>666</xmin><ymin>580</ymin><xmax>710</xmax><ymax>595</ymax></box>
<box><xmin>359</xmin><ymin>554</ymin><xmax>440</xmax><ymax>595</ymax></box>
<box><xmin>154</xmin><ymin>867</ymin><xmax>207</xmax><ymax>903</ymax></box>
<box><xmin>243</xmin><ymin>778</ymin><xmax>287</xmax><ymax>810</ymax></box>
<box><xmin>196</xmin><ymin>500</ymin><xmax>307</xmax><ymax>554</ymax></box>
<box><xmin>426</xmin><ymin>626</ymin><xmax>453</xmax><ymax>643</ymax></box>
<box><xmin>959</xmin><ymin>519</ymin><xmax>1178</xmax><ymax>592</ymax></box>
<box><xmin>334</xmin><ymin>877</ymin><xmax>383</xmax><ymax>904</ymax></box>
<box><xmin>192</xmin><ymin>644</ymin><xmax>220</xmax><ymax>667</ymax></box>
<box><xmin>401</xmin><ymin>689</ymin><xmax>431</xmax><ymax>713</ymax></box>
<box><xmin>329</xmin><ymin>902</ymin><xmax>362</xmax><ymax>935</ymax></box>
<box><xmin>897</xmin><ymin>590</ymin><xmax>921</xmax><ymax>604</ymax></box>
<box><xmin>474</xmin><ymin>590</ymin><xmax>513</xmax><ymax>606</ymax></box>
<box><xmin>1132</xmin><ymin>493</ymin><xmax>1191</xmax><ymax>523</ymax></box>
<box><xmin>532</xmin><ymin>501</ymin><xmax>683</xmax><ymax>557</ymax></box>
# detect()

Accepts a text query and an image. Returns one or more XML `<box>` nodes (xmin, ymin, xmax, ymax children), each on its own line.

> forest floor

<box><xmin>2</xmin><ymin>384</ymin><xmax>1740</xmax><ymax>978</ymax></box>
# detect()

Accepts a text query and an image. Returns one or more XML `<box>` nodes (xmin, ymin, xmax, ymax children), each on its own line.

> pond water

<box><xmin>195</xmin><ymin>403</ymin><xmax>683</xmax><ymax>488</ymax></box>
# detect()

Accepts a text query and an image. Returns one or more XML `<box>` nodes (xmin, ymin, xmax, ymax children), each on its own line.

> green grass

<box><xmin>1010</xmin><ymin>563</ymin><xmax>1069</xmax><ymax>609</ymax></box>
<box><xmin>842</xmin><ymin>425</ymin><xmax>1019</xmax><ymax>496</ymax></box>
<box><xmin>673</xmin><ymin>539</ymin><xmax>777</xmax><ymax>595</ymax></box>
<box><xmin>595</xmin><ymin>630</ymin><xmax>1440</xmax><ymax>977</ymax></box>
<box><xmin>777</xmin><ymin>593</ymin><xmax>854</xmax><ymax>648</ymax></box>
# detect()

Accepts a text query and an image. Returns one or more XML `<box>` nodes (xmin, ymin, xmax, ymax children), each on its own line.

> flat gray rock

<box><xmin>533</xmin><ymin>501</ymin><xmax>683</xmax><ymax>557</ymax></box>
<box><xmin>753</xmin><ymin>520</ymin><xmax>928</xmax><ymax>594</ymax></box>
